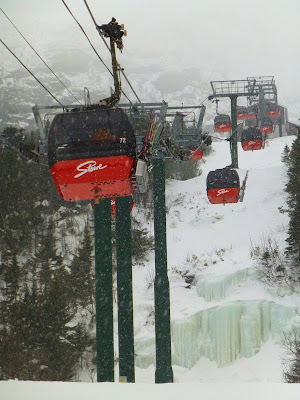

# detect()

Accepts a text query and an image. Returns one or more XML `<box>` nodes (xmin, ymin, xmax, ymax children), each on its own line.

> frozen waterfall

<box><xmin>171</xmin><ymin>300</ymin><xmax>297</xmax><ymax>368</ymax></box>
<box><xmin>196</xmin><ymin>268</ymin><xmax>257</xmax><ymax>302</ymax></box>
<box><xmin>135</xmin><ymin>300</ymin><xmax>297</xmax><ymax>369</ymax></box>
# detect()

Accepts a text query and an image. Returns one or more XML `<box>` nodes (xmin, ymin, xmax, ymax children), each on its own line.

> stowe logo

<box><xmin>74</xmin><ymin>161</ymin><xmax>108</xmax><ymax>178</ymax></box>
<box><xmin>217</xmin><ymin>188</ymin><xmax>230</xmax><ymax>196</ymax></box>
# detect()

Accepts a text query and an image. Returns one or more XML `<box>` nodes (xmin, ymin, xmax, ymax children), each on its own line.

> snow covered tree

<box><xmin>33</xmin><ymin>217</ymin><xmax>65</xmax><ymax>288</ymax></box>
<box><xmin>283</xmin><ymin>327</ymin><xmax>300</xmax><ymax>383</ymax></box>
<box><xmin>285</xmin><ymin>129</ymin><xmax>300</xmax><ymax>286</ymax></box>
<box><xmin>1</xmin><ymin>126</ymin><xmax>24</xmax><ymax>149</ymax></box>
<box><xmin>0</xmin><ymin>126</ymin><xmax>92</xmax><ymax>381</ymax></box>
<box><xmin>165</xmin><ymin>158</ymin><xmax>201</xmax><ymax>181</ymax></box>
<box><xmin>1</xmin><ymin>250</ymin><xmax>21</xmax><ymax>301</ymax></box>
<box><xmin>131</xmin><ymin>217</ymin><xmax>154</xmax><ymax>264</ymax></box>
<box><xmin>69</xmin><ymin>224</ymin><xmax>94</xmax><ymax>310</ymax></box>
<box><xmin>250</xmin><ymin>235</ymin><xmax>288</xmax><ymax>286</ymax></box>
<box><xmin>282</xmin><ymin>143</ymin><xmax>291</xmax><ymax>166</ymax></box>
<box><xmin>0</xmin><ymin>273</ymin><xmax>90</xmax><ymax>381</ymax></box>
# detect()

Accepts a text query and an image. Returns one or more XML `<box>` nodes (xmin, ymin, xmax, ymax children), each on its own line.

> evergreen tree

<box><xmin>285</xmin><ymin>129</ymin><xmax>300</xmax><ymax>285</ymax></box>
<box><xmin>0</xmin><ymin>273</ymin><xmax>90</xmax><ymax>381</ymax></box>
<box><xmin>283</xmin><ymin>327</ymin><xmax>300</xmax><ymax>383</ymax></box>
<box><xmin>0</xmin><ymin>125</ymin><xmax>92</xmax><ymax>381</ymax></box>
<box><xmin>1</xmin><ymin>250</ymin><xmax>21</xmax><ymax>301</ymax></box>
<box><xmin>131</xmin><ymin>217</ymin><xmax>154</xmax><ymax>264</ymax></box>
<box><xmin>1</xmin><ymin>126</ymin><xmax>24</xmax><ymax>148</ymax></box>
<box><xmin>69</xmin><ymin>224</ymin><xmax>94</xmax><ymax>310</ymax></box>
<box><xmin>0</xmin><ymin>250</ymin><xmax>23</xmax><ymax>380</ymax></box>
<box><xmin>165</xmin><ymin>158</ymin><xmax>201</xmax><ymax>180</ymax></box>
<box><xmin>282</xmin><ymin>143</ymin><xmax>291</xmax><ymax>166</ymax></box>
<box><xmin>33</xmin><ymin>217</ymin><xmax>64</xmax><ymax>288</ymax></box>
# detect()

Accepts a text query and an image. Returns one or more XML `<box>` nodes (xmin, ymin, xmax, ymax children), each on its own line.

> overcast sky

<box><xmin>1</xmin><ymin>0</ymin><xmax>300</xmax><ymax>107</ymax></box>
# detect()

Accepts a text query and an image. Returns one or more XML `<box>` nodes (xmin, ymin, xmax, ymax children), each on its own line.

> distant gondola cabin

<box><xmin>241</xmin><ymin>128</ymin><xmax>263</xmax><ymax>151</ymax></box>
<box><xmin>259</xmin><ymin>117</ymin><xmax>273</xmax><ymax>135</ymax></box>
<box><xmin>207</xmin><ymin>169</ymin><xmax>240</xmax><ymax>204</ymax></box>
<box><xmin>214</xmin><ymin>114</ymin><xmax>231</xmax><ymax>133</ymax></box>
<box><xmin>246</xmin><ymin>105</ymin><xmax>258</xmax><ymax>120</ymax></box>
<box><xmin>189</xmin><ymin>148</ymin><xmax>203</xmax><ymax>161</ymax></box>
<box><xmin>176</xmin><ymin>138</ymin><xmax>203</xmax><ymax>161</ymax></box>
<box><xmin>266</xmin><ymin>103</ymin><xmax>279</xmax><ymax>118</ymax></box>
<box><xmin>48</xmin><ymin>107</ymin><xmax>136</xmax><ymax>201</ymax></box>
<box><xmin>236</xmin><ymin>106</ymin><xmax>248</xmax><ymax>121</ymax></box>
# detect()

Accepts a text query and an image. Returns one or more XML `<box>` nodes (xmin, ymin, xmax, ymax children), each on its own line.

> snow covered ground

<box><xmin>131</xmin><ymin>135</ymin><xmax>300</xmax><ymax>383</ymax></box>
<box><xmin>2</xmin><ymin>135</ymin><xmax>300</xmax><ymax>398</ymax></box>
<box><xmin>1</xmin><ymin>380</ymin><xmax>300</xmax><ymax>400</ymax></box>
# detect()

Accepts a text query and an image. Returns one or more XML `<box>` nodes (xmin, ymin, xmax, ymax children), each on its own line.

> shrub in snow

<box><xmin>283</xmin><ymin>325</ymin><xmax>300</xmax><ymax>383</ymax></box>
<box><xmin>250</xmin><ymin>235</ymin><xmax>290</xmax><ymax>288</ymax></box>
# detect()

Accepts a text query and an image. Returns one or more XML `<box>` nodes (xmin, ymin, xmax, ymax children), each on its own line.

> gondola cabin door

<box><xmin>48</xmin><ymin>107</ymin><xmax>136</xmax><ymax>201</ymax></box>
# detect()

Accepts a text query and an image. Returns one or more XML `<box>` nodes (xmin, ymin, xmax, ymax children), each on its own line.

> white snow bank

<box><xmin>1</xmin><ymin>380</ymin><xmax>300</xmax><ymax>400</ymax></box>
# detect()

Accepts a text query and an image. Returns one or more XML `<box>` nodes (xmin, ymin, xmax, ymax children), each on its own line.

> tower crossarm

<box><xmin>209</xmin><ymin>79</ymin><xmax>258</xmax><ymax>99</ymax></box>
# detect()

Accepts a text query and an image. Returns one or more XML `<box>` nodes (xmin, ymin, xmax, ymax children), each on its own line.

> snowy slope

<box><xmin>131</xmin><ymin>135</ymin><xmax>300</xmax><ymax>383</ymax></box>
<box><xmin>1</xmin><ymin>380</ymin><xmax>300</xmax><ymax>400</ymax></box>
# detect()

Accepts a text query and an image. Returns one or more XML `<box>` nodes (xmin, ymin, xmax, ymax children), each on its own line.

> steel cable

<box><xmin>0</xmin><ymin>8</ymin><xmax>82</xmax><ymax>105</ymax></box>
<box><xmin>0</xmin><ymin>38</ymin><xmax>64</xmax><ymax>107</ymax></box>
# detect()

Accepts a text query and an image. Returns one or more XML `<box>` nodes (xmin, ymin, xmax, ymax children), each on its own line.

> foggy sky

<box><xmin>1</xmin><ymin>0</ymin><xmax>300</xmax><ymax>105</ymax></box>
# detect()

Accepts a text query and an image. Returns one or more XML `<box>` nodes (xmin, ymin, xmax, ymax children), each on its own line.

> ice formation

<box><xmin>196</xmin><ymin>268</ymin><xmax>257</xmax><ymax>302</ymax></box>
<box><xmin>135</xmin><ymin>300</ymin><xmax>297</xmax><ymax>369</ymax></box>
<box><xmin>171</xmin><ymin>300</ymin><xmax>297</xmax><ymax>368</ymax></box>
<box><xmin>135</xmin><ymin>337</ymin><xmax>155</xmax><ymax>369</ymax></box>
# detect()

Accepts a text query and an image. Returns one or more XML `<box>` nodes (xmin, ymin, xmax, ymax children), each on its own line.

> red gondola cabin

<box><xmin>207</xmin><ymin>169</ymin><xmax>240</xmax><ymax>204</ymax></box>
<box><xmin>266</xmin><ymin>103</ymin><xmax>279</xmax><ymax>118</ymax></box>
<box><xmin>48</xmin><ymin>107</ymin><xmax>136</xmax><ymax>201</ymax></box>
<box><xmin>189</xmin><ymin>148</ymin><xmax>203</xmax><ymax>161</ymax></box>
<box><xmin>214</xmin><ymin>114</ymin><xmax>231</xmax><ymax>133</ymax></box>
<box><xmin>236</xmin><ymin>106</ymin><xmax>248</xmax><ymax>121</ymax></box>
<box><xmin>241</xmin><ymin>128</ymin><xmax>262</xmax><ymax>151</ymax></box>
<box><xmin>175</xmin><ymin>138</ymin><xmax>203</xmax><ymax>161</ymax></box>
<box><xmin>259</xmin><ymin>117</ymin><xmax>273</xmax><ymax>135</ymax></box>
<box><xmin>246</xmin><ymin>105</ymin><xmax>258</xmax><ymax>120</ymax></box>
